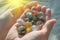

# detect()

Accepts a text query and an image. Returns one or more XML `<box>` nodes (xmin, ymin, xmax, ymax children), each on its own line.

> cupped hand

<box><xmin>5</xmin><ymin>1</ymin><xmax>56</xmax><ymax>40</ymax></box>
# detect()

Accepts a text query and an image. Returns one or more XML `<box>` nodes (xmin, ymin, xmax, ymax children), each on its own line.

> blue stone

<box><xmin>26</xmin><ymin>12</ymin><xmax>33</xmax><ymax>20</ymax></box>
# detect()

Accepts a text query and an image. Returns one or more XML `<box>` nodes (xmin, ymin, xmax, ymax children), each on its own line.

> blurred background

<box><xmin>0</xmin><ymin>0</ymin><xmax>60</xmax><ymax>40</ymax></box>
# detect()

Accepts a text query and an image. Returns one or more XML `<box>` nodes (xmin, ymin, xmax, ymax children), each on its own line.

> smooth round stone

<box><xmin>23</xmin><ymin>21</ymin><xmax>32</xmax><ymax>27</ymax></box>
<box><xmin>32</xmin><ymin>10</ymin><xmax>38</xmax><ymax>16</ymax></box>
<box><xmin>36</xmin><ymin>21</ymin><xmax>43</xmax><ymax>25</ymax></box>
<box><xmin>32</xmin><ymin>16</ymin><xmax>38</xmax><ymax>21</ymax></box>
<box><xmin>26</xmin><ymin>27</ymin><xmax>32</xmax><ymax>33</ymax></box>
<box><xmin>17</xmin><ymin>18</ymin><xmax>25</xmax><ymax>24</ymax></box>
<box><xmin>25</xmin><ymin>18</ymin><xmax>30</xmax><ymax>22</ymax></box>
<box><xmin>37</xmin><ymin>12</ymin><xmax>45</xmax><ymax>17</ymax></box>
<box><xmin>23</xmin><ymin>22</ymin><xmax>32</xmax><ymax>33</ymax></box>
<box><xmin>31</xmin><ymin>20</ymin><xmax>35</xmax><ymax>24</ymax></box>
<box><xmin>17</xmin><ymin>26</ymin><xmax>26</xmax><ymax>35</ymax></box>
<box><xmin>38</xmin><ymin>25</ymin><xmax>42</xmax><ymax>30</ymax></box>
<box><xmin>31</xmin><ymin>25</ymin><xmax>38</xmax><ymax>31</ymax></box>
<box><xmin>39</xmin><ymin>16</ymin><xmax>45</xmax><ymax>22</ymax></box>
<box><xmin>26</xmin><ymin>11</ymin><xmax>33</xmax><ymax>20</ymax></box>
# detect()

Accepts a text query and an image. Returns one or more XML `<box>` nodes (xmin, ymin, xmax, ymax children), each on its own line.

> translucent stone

<box><xmin>31</xmin><ymin>25</ymin><xmax>38</xmax><ymax>31</ymax></box>
<box><xmin>39</xmin><ymin>16</ymin><xmax>45</xmax><ymax>22</ymax></box>
<box><xmin>38</xmin><ymin>25</ymin><xmax>42</xmax><ymax>30</ymax></box>
<box><xmin>32</xmin><ymin>16</ymin><xmax>38</xmax><ymax>21</ymax></box>
<box><xmin>17</xmin><ymin>18</ymin><xmax>25</xmax><ymax>24</ymax></box>
<box><xmin>26</xmin><ymin>27</ymin><xmax>31</xmax><ymax>33</ymax></box>
<box><xmin>37</xmin><ymin>12</ymin><xmax>45</xmax><ymax>22</ymax></box>
<box><xmin>31</xmin><ymin>20</ymin><xmax>35</xmax><ymax>24</ymax></box>
<box><xmin>23</xmin><ymin>21</ymin><xmax>32</xmax><ymax>27</ymax></box>
<box><xmin>36</xmin><ymin>21</ymin><xmax>43</xmax><ymax>25</ymax></box>
<box><xmin>26</xmin><ymin>11</ymin><xmax>33</xmax><ymax>20</ymax></box>
<box><xmin>37</xmin><ymin>12</ymin><xmax>45</xmax><ymax>17</ymax></box>
<box><xmin>17</xmin><ymin>26</ymin><xmax>26</xmax><ymax>35</ymax></box>
<box><xmin>32</xmin><ymin>10</ymin><xmax>38</xmax><ymax>16</ymax></box>
<box><xmin>25</xmin><ymin>18</ymin><xmax>30</xmax><ymax>22</ymax></box>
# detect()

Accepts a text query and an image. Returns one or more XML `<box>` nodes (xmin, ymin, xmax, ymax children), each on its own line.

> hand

<box><xmin>5</xmin><ymin>1</ymin><xmax>56</xmax><ymax>40</ymax></box>
<box><xmin>0</xmin><ymin>8</ymin><xmax>17</xmax><ymax>40</ymax></box>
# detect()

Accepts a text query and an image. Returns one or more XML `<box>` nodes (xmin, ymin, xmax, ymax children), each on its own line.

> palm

<box><xmin>5</xmin><ymin>1</ymin><xmax>56</xmax><ymax>40</ymax></box>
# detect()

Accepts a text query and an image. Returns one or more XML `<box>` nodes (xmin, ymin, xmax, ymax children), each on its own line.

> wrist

<box><xmin>0</xmin><ymin>13</ymin><xmax>17</xmax><ymax>40</ymax></box>
<box><xmin>0</xmin><ymin>17</ymin><xmax>16</xmax><ymax>40</ymax></box>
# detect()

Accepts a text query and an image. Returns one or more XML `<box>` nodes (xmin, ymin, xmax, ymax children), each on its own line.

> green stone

<box><xmin>32</xmin><ymin>16</ymin><xmax>38</xmax><ymax>21</ymax></box>
<box><xmin>26</xmin><ymin>11</ymin><xmax>33</xmax><ymax>20</ymax></box>
<box><xmin>31</xmin><ymin>20</ymin><xmax>35</xmax><ymax>24</ymax></box>
<box><xmin>37</xmin><ymin>12</ymin><xmax>45</xmax><ymax>17</ymax></box>
<box><xmin>39</xmin><ymin>16</ymin><xmax>45</xmax><ymax>22</ymax></box>
<box><xmin>17</xmin><ymin>26</ymin><xmax>26</xmax><ymax>35</ymax></box>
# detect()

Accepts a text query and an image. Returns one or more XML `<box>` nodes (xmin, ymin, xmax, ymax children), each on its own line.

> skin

<box><xmin>0</xmin><ymin>1</ymin><xmax>56</xmax><ymax>40</ymax></box>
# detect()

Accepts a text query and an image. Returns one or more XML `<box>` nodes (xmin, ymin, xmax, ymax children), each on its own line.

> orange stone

<box><xmin>38</xmin><ymin>25</ymin><xmax>42</xmax><ymax>30</ymax></box>
<box><xmin>32</xmin><ymin>11</ymin><xmax>38</xmax><ymax>16</ymax></box>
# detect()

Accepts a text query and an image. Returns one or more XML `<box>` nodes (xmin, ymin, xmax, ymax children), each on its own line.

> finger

<box><xmin>46</xmin><ymin>8</ymin><xmax>51</xmax><ymax>21</ymax></box>
<box><xmin>41</xmin><ymin>6</ymin><xmax>46</xmax><ymax>21</ymax></box>
<box><xmin>26</xmin><ymin>1</ymin><xmax>38</xmax><ymax>9</ymax></box>
<box><xmin>31</xmin><ymin>6</ymin><xmax>37</xmax><ymax>11</ymax></box>
<box><xmin>37</xmin><ymin>5</ymin><xmax>41</xmax><ymax>11</ymax></box>
<box><xmin>41</xmin><ymin>6</ymin><xmax>46</xmax><ymax>13</ymax></box>
<box><xmin>42</xmin><ymin>19</ymin><xmax>56</xmax><ymax>35</ymax></box>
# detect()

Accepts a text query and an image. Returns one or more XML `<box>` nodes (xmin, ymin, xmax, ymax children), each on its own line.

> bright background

<box><xmin>0</xmin><ymin>0</ymin><xmax>60</xmax><ymax>40</ymax></box>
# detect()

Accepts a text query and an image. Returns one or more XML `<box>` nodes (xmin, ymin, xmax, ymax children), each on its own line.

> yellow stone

<box><xmin>23</xmin><ymin>21</ymin><xmax>32</xmax><ymax>33</ymax></box>
<box><xmin>26</xmin><ymin>27</ymin><xmax>31</xmax><ymax>33</ymax></box>
<box><xmin>23</xmin><ymin>21</ymin><xmax>32</xmax><ymax>27</ymax></box>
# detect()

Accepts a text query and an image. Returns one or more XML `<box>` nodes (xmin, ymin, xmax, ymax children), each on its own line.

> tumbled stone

<box><xmin>31</xmin><ymin>25</ymin><xmax>38</xmax><ymax>31</ymax></box>
<box><xmin>26</xmin><ymin>11</ymin><xmax>33</xmax><ymax>20</ymax></box>
<box><xmin>17</xmin><ymin>26</ymin><xmax>26</xmax><ymax>35</ymax></box>
<box><xmin>17</xmin><ymin>18</ymin><xmax>25</xmax><ymax>24</ymax></box>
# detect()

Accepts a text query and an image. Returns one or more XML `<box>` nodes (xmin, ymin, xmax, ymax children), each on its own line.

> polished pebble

<box><xmin>23</xmin><ymin>21</ymin><xmax>32</xmax><ymax>33</ymax></box>
<box><xmin>36</xmin><ymin>21</ymin><xmax>43</xmax><ymax>25</ymax></box>
<box><xmin>23</xmin><ymin>21</ymin><xmax>32</xmax><ymax>27</ymax></box>
<box><xmin>25</xmin><ymin>18</ymin><xmax>30</xmax><ymax>22</ymax></box>
<box><xmin>31</xmin><ymin>20</ymin><xmax>35</xmax><ymax>24</ymax></box>
<box><xmin>32</xmin><ymin>10</ymin><xmax>38</xmax><ymax>16</ymax></box>
<box><xmin>39</xmin><ymin>16</ymin><xmax>45</xmax><ymax>22</ymax></box>
<box><xmin>17</xmin><ymin>26</ymin><xmax>26</xmax><ymax>35</ymax></box>
<box><xmin>38</xmin><ymin>25</ymin><xmax>42</xmax><ymax>30</ymax></box>
<box><xmin>17</xmin><ymin>18</ymin><xmax>25</xmax><ymax>24</ymax></box>
<box><xmin>31</xmin><ymin>25</ymin><xmax>38</xmax><ymax>31</ymax></box>
<box><xmin>26</xmin><ymin>27</ymin><xmax>31</xmax><ymax>33</ymax></box>
<box><xmin>37</xmin><ymin>12</ymin><xmax>45</xmax><ymax>17</ymax></box>
<box><xmin>32</xmin><ymin>16</ymin><xmax>38</xmax><ymax>21</ymax></box>
<box><xmin>26</xmin><ymin>11</ymin><xmax>33</xmax><ymax>20</ymax></box>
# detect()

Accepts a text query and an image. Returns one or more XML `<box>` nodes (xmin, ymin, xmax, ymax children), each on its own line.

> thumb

<box><xmin>42</xmin><ymin>19</ymin><xmax>56</xmax><ymax>35</ymax></box>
